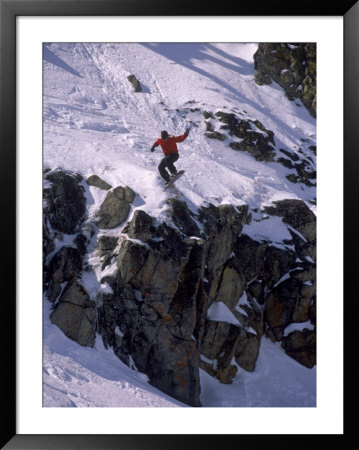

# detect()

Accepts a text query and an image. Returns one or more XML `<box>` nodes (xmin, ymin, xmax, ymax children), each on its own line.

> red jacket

<box><xmin>153</xmin><ymin>133</ymin><xmax>188</xmax><ymax>156</ymax></box>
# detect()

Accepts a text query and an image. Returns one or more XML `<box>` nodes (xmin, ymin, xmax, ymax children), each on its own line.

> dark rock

<box><xmin>145</xmin><ymin>329</ymin><xmax>201</xmax><ymax>406</ymax></box>
<box><xmin>203</xmin><ymin>110</ymin><xmax>214</xmax><ymax>119</ymax></box>
<box><xmin>254</xmin><ymin>43</ymin><xmax>316</xmax><ymax>117</ymax></box>
<box><xmin>101</xmin><ymin>231</ymin><xmax>203</xmax><ymax>406</ymax></box>
<box><xmin>43</xmin><ymin>220</ymin><xmax>55</xmax><ymax>289</ymax></box>
<box><xmin>281</xmin><ymin>328</ymin><xmax>316</xmax><ymax>368</ymax></box>
<box><xmin>279</xmin><ymin>154</ymin><xmax>316</xmax><ymax>186</ymax></box>
<box><xmin>265</xmin><ymin>277</ymin><xmax>302</xmax><ymax>341</ymax></box>
<box><xmin>122</xmin><ymin>210</ymin><xmax>156</xmax><ymax>242</ymax></box>
<box><xmin>309</xmin><ymin>297</ymin><xmax>316</xmax><ymax>324</ymax></box>
<box><xmin>201</xmin><ymin>204</ymin><xmax>248</xmax><ymax>302</ymax></box>
<box><xmin>167</xmin><ymin>199</ymin><xmax>201</xmax><ymax>238</ymax></box>
<box><xmin>214</xmin><ymin>264</ymin><xmax>246</xmax><ymax>310</ymax></box>
<box><xmin>277</xmin><ymin>157</ymin><xmax>295</xmax><ymax>169</ymax></box>
<box><xmin>205</xmin><ymin>121</ymin><xmax>214</xmax><ymax>132</ymax></box>
<box><xmin>43</xmin><ymin>219</ymin><xmax>55</xmax><ymax>262</ymax></box>
<box><xmin>286</xmin><ymin>174</ymin><xmax>300</xmax><ymax>184</ymax></box>
<box><xmin>247</xmin><ymin>279</ymin><xmax>265</xmax><ymax>305</ymax></box>
<box><xmin>117</xmin><ymin>236</ymin><xmax>193</xmax><ymax>307</ymax></box>
<box><xmin>169</xmin><ymin>240</ymin><xmax>207</xmax><ymax>336</ymax></box>
<box><xmin>263</xmin><ymin>199</ymin><xmax>316</xmax><ymax>242</ymax></box>
<box><xmin>237</xmin><ymin>292</ymin><xmax>264</xmax><ymax>339</ymax></box>
<box><xmin>263</xmin><ymin>245</ymin><xmax>297</xmax><ymax>289</ymax></box>
<box><xmin>215</xmin><ymin>111</ymin><xmax>276</xmax><ymax>162</ymax></box>
<box><xmin>292</xmin><ymin>281</ymin><xmax>316</xmax><ymax>322</ymax></box>
<box><xmin>254</xmin><ymin>72</ymin><xmax>272</xmax><ymax>85</ymax></box>
<box><xmin>86</xmin><ymin>174</ymin><xmax>112</xmax><ymax>190</ymax></box>
<box><xmin>50</xmin><ymin>281</ymin><xmax>96</xmax><ymax>347</ymax></box>
<box><xmin>47</xmin><ymin>246</ymin><xmax>83</xmax><ymax>302</ymax></box>
<box><xmin>98</xmin><ymin>235</ymin><xmax>119</xmax><ymax>257</ymax></box>
<box><xmin>233</xmin><ymin>234</ymin><xmax>267</xmax><ymax>281</ymax></box>
<box><xmin>251</xmin><ymin>119</ymin><xmax>275</xmax><ymax>145</ymax></box>
<box><xmin>199</xmin><ymin>320</ymin><xmax>243</xmax><ymax>382</ymax></box>
<box><xmin>205</xmin><ymin>131</ymin><xmax>227</xmax><ymax>141</ymax></box>
<box><xmin>44</xmin><ymin>170</ymin><xmax>86</xmax><ymax>234</ymax></box>
<box><xmin>96</xmin><ymin>186</ymin><xmax>136</xmax><ymax>229</ymax></box>
<box><xmin>279</xmin><ymin>148</ymin><xmax>300</xmax><ymax>161</ymax></box>
<box><xmin>74</xmin><ymin>233</ymin><xmax>88</xmax><ymax>256</ymax></box>
<box><xmin>127</xmin><ymin>74</ymin><xmax>142</xmax><ymax>92</ymax></box>
<box><xmin>234</xmin><ymin>331</ymin><xmax>261</xmax><ymax>372</ymax></box>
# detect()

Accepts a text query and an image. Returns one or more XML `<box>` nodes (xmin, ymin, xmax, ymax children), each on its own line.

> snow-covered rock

<box><xmin>43</xmin><ymin>168</ymin><xmax>316</xmax><ymax>405</ymax></box>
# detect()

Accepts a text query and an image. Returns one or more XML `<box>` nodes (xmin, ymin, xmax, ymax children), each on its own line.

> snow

<box><xmin>235</xmin><ymin>291</ymin><xmax>251</xmax><ymax>316</ymax></box>
<box><xmin>288</xmin><ymin>224</ymin><xmax>308</xmax><ymax>242</ymax></box>
<box><xmin>207</xmin><ymin>301</ymin><xmax>240</xmax><ymax>326</ymax></box>
<box><xmin>43</xmin><ymin>43</ymin><xmax>316</xmax><ymax>215</ymax></box>
<box><xmin>43</xmin><ymin>42</ymin><xmax>316</xmax><ymax>408</ymax></box>
<box><xmin>242</xmin><ymin>215</ymin><xmax>293</xmax><ymax>244</ymax></box>
<box><xmin>284</xmin><ymin>321</ymin><xmax>315</xmax><ymax>337</ymax></box>
<box><xmin>200</xmin><ymin>338</ymin><xmax>315</xmax><ymax>407</ymax></box>
<box><xmin>100</xmin><ymin>282</ymin><xmax>113</xmax><ymax>295</ymax></box>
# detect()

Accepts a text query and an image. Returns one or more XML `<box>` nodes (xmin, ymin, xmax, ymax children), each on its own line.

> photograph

<box><xmin>42</xmin><ymin>42</ymin><xmax>317</xmax><ymax>409</ymax></box>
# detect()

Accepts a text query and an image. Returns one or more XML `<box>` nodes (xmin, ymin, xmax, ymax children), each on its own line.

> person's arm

<box><xmin>150</xmin><ymin>139</ymin><xmax>160</xmax><ymax>152</ymax></box>
<box><xmin>174</xmin><ymin>132</ymin><xmax>188</xmax><ymax>143</ymax></box>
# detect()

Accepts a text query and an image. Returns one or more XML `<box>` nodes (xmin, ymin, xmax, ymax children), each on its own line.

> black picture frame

<box><xmin>1</xmin><ymin>0</ymin><xmax>357</xmax><ymax>448</ymax></box>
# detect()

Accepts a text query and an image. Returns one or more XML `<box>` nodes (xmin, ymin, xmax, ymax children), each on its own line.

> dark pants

<box><xmin>158</xmin><ymin>153</ymin><xmax>179</xmax><ymax>182</ymax></box>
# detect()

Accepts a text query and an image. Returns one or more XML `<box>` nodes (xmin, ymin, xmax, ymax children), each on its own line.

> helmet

<box><xmin>161</xmin><ymin>130</ymin><xmax>169</xmax><ymax>140</ymax></box>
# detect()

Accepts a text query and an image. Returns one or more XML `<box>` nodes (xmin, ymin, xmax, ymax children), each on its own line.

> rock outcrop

<box><xmin>43</xmin><ymin>169</ymin><xmax>97</xmax><ymax>347</ymax></box>
<box><xmin>86</xmin><ymin>174</ymin><xmax>112</xmax><ymax>191</ymax></box>
<box><xmin>96</xmin><ymin>186</ymin><xmax>136</xmax><ymax>229</ymax></box>
<box><xmin>43</xmin><ymin>169</ymin><xmax>316</xmax><ymax>406</ymax></box>
<box><xmin>223</xmin><ymin>118</ymin><xmax>275</xmax><ymax>162</ymax></box>
<box><xmin>282</xmin><ymin>328</ymin><xmax>316</xmax><ymax>368</ymax></box>
<box><xmin>43</xmin><ymin>169</ymin><xmax>86</xmax><ymax>234</ymax></box>
<box><xmin>127</xmin><ymin>74</ymin><xmax>142</xmax><ymax>92</ymax></box>
<box><xmin>50</xmin><ymin>281</ymin><xmax>97</xmax><ymax>347</ymax></box>
<box><xmin>254</xmin><ymin>43</ymin><xmax>316</xmax><ymax>118</ymax></box>
<box><xmin>200</xmin><ymin>108</ymin><xmax>316</xmax><ymax>188</ymax></box>
<box><xmin>155</xmin><ymin>100</ymin><xmax>316</xmax><ymax>191</ymax></box>
<box><xmin>207</xmin><ymin>111</ymin><xmax>276</xmax><ymax>162</ymax></box>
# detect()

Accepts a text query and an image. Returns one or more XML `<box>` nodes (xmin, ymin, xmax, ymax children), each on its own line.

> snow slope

<box><xmin>43</xmin><ymin>42</ymin><xmax>316</xmax><ymax>407</ymax></box>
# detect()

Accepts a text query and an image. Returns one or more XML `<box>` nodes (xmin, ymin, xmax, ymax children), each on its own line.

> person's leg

<box><xmin>158</xmin><ymin>157</ymin><xmax>170</xmax><ymax>182</ymax></box>
<box><xmin>166</xmin><ymin>153</ymin><xmax>179</xmax><ymax>176</ymax></box>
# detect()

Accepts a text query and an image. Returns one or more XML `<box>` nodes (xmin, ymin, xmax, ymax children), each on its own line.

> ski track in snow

<box><xmin>43</xmin><ymin>42</ymin><xmax>316</xmax><ymax>407</ymax></box>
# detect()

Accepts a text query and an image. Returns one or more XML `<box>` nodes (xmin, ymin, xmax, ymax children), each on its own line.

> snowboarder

<box><xmin>150</xmin><ymin>128</ymin><xmax>190</xmax><ymax>186</ymax></box>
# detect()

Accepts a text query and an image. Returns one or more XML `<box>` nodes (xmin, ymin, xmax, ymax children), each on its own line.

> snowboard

<box><xmin>163</xmin><ymin>170</ymin><xmax>185</xmax><ymax>191</ymax></box>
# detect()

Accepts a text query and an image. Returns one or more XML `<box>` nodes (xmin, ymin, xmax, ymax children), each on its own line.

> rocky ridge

<box><xmin>43</xmin><ymin>166</ymin><xmax>316</xmax><ymax>407</ymax></box>
<box><xmin>161</xmin><ymin>101</ymin><xmax>316</xmax><ymax>190</ymax></box>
